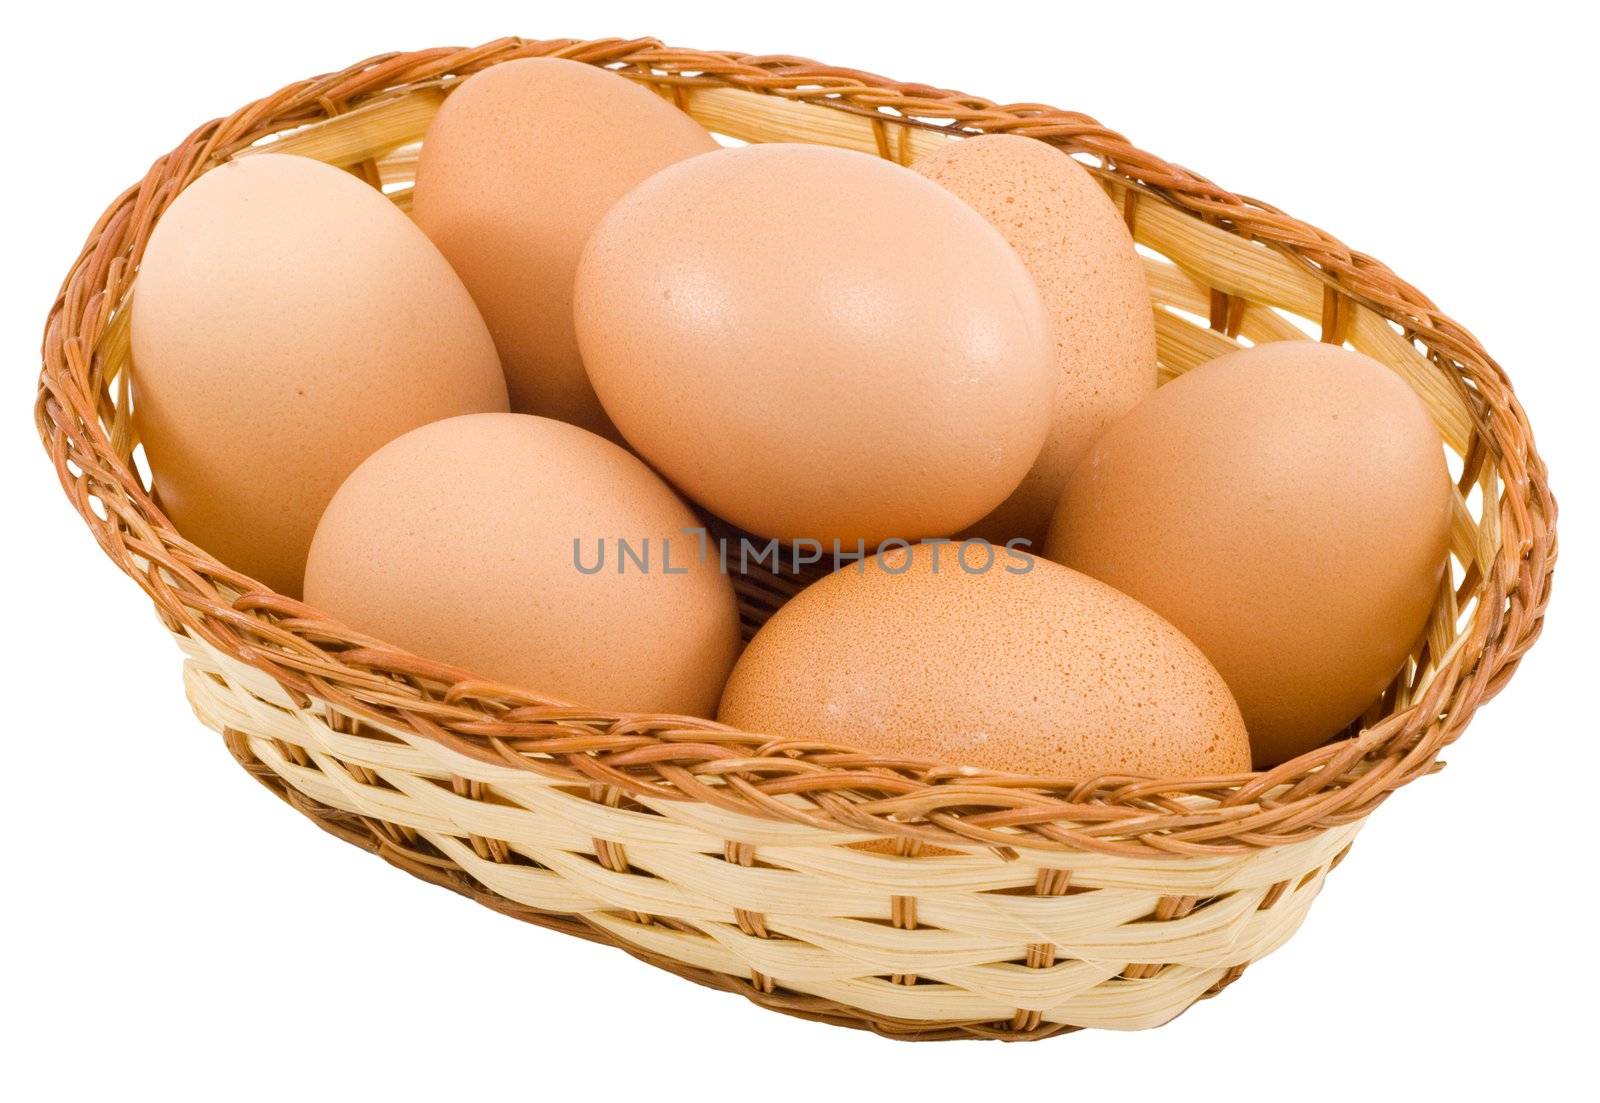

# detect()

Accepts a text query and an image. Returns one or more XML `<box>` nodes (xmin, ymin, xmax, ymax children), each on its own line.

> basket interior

<box><xmin>42</xmin><ymin>40</ymin><xmax>1554</xmax><ymax>858</ymax></box>
<box><xmin>110</xmin><ymin>68</ymin><xmax>1491</xmax><ymax>708</ymax></box>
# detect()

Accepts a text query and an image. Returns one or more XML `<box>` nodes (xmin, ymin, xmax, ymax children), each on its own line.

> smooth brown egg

<box><xmin>914</xmin><ymin>135</ymin><xmax>1157</xmax><ymax>547</ymax></box>
<box><xmin>718</xmin><ymin>543</ymin><xmax>1250</xmax><ymax>779</ymax></box>
<box><xmin>1045</xmin><ymin>342</ymin><xmax>1454</xmax><ymax>767</ymax></box>
<box><xmin>304</xmin><ymin>413</ymin><xmax>741</xmax><ymax>717</ymax></box>
<box><xmin>412</xmin><ymin>57</ymin><xmax>717</xmax><ymax>437</ymax></box>
<box><xmin>130</xmin><ymin>153</ymin><xmax>508</xmax><ymax>598</ymax></box>
<box><xmin>573</xmin><ymin>143</ymin><xmax>1054</xmax><ymax>547</ymax></box>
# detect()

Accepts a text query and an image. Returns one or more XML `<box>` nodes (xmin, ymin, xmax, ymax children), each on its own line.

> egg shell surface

<box><xmin>130</xmin><ymin>153</ymin><xmax>508</xmax><ymax>597</ymax></box>
<box><xmin>304</xmin><ymin>413</ymin><xmax>741</xmax><ymax>717</ymax></box>
<box><xmin>573</xmin><ymin>142</ymin><xmax>1055</xmax><ymax>546</ymax></box>
<box><xmin>1045</xmin><ymin>341</ymin><xmax>1454</xmax><ymax>767</ymax></box>
<box><xmin>718</xmin><ymin>542</ymin><xmax>1250</xmax><ymax>779</ymax></box>
<box><xmin>412</xmin><ymin>57</ymin><xmax>718</xmax><ymax>437</ymax></box>
<box><xmin>914</xmin><ymin>134</ymin><xmax>1157</xmax><ymax>546</ymax></box>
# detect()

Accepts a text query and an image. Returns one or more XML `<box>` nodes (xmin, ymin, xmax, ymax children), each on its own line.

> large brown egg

<box><xmin>914</xmin><ymin>135</ymin><xmax>1157</xmax><ymax>547</ymax></box>
<box><xmin>130</xmin><ymin>153</ymin><xmax>508</xmax><ymax>598</ymax></box>
<box><xmin>573</xmin><ymin>143</ymin><xmax>1054</xmax><ymax>546</ymax></box>
<box><xmin>412</xmin><ymin>57</ymin><xmax>717</xmax><ymax>437</ymax></box>
<box><xmin>718</xmin><ymin>543</ymin><xmax>1250</xmax><ymax>779</ymax></box>
<box><xmin>304</xmin><ymin>413</ymin><xmax>741</xmax><ymax>717</ymax></box>
<box><xmin>1045</xmin><ymin>342</ymin><xmax>1454</xmax><ymax>767</ymax></box>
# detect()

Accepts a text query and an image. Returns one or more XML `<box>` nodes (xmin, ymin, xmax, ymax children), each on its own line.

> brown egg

<box><xmin>573</xmin><ymin>143</ymin><xmax>1054</xmax><ymax>546</ymax></box>
<box><xmin>914</xmin><ymin>135</ymin><xmax>1157</xmax><ymax>547</ymax></box>
<box><xmin>412</xmin><ymin>58</ymin><xmax>717</xmax><ymax>437</ymax></box>
<box><xmin>718</xmin><ymin>543</ymin><xmax>1250</xmax><ymax>779</ymax></box>
<box><xmin>304</xmin><ymin>413</ymin><xmax>740</xmax><ymax>717</ymax></box>
<box><xmin>1045</xmin><ymin>342</ymin><xmax>1453</xmax><ymax>767</ymax></box>
<box><xmin>130</xmin><ymin>153</ymin><xmax>508</xmax><ymax>598</ymax></box>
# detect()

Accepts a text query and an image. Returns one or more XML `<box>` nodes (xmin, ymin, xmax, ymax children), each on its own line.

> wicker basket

<box><xmin>36</xmin><ymin>36</ymin><xmax>1556</xmax><ymax>1041</ymax></box>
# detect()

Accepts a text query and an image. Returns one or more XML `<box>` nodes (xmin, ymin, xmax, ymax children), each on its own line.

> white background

<box><xmin>4</xmin><ymin>2</ymin><xmax>1592</xmax><ymax>1097</ymax></box>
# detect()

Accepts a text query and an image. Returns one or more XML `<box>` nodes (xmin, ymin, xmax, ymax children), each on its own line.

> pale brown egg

<box><xmin>412</xmin><ymin>57</ymin><xmax>717</xmax><ymax>437</ymax></box>
<box><xmin>573</xmin><ymin>143</ymin><xmax>1054</xmax><ymax>547</ymax></box>
<box><xmin>718</xmin><ymin>543</ymin><xmax>1250</xmax><ymax>779</ymax></box>
<box><xmin>304</xmin><ymin>413</ymin><xmax>741</xmax><ymax>717</ymax></box>
<box><xmin>914</xmin><ymin>134</ymin><xmax>1157</xmax><ymax>547</ymax></box>
<box><xmin>130</xmin><ymin>153</ymin><xmax>508</xmax><ymax>598</ymax></box>
<box><xmin>1045</xmin><ymin>342</ymin><xmax>1454</xmax><ymax>767</ymax></box>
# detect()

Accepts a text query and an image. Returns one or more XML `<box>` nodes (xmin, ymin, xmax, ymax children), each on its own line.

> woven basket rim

<box><xmin>34</xmin><ymin>35</ymin><xmax>1557</xmax><ymax>858</ymax></box>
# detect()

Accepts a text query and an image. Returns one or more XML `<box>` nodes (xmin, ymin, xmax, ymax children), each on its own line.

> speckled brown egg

<box><xmin>130</xmin><ymin>153</ymin><xmax>508</xmax><ymax>598</ymax></box>
<box><xmin>914</xmin><ymin>134</ymin><xmax>1157</xmax><ymax>547</ymax></box>
<box><xmin>1045</xmin><ymin>342</ymin><xmax>1454</xmax><ymax>767</ymax></box>
<box><xmin>304</xmin><ymin>413</ymin><xmax>741</xmax><ymax>717</ymax></box>
<box><xmin>573</xmin><ymin>143</ymin><xmax>1054</xmax><ymax>547</ymax></box>
<box><xmin>412</xmin><ymin>57</ymin><xmax>717</xmax><ymax>437</ymax></box>
<box><xmin>718</xmin><ymin>542</ymin><xmax>1250</xmax><ymax>779</ymax></box>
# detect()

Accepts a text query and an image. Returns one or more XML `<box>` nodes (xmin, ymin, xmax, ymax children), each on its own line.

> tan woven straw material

<box><xmin>35</xmin><ymin>37</ymin><xmax>1556</xmax><ymax>1041</ymax></box>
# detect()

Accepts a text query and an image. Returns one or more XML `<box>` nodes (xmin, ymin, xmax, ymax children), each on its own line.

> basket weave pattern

<box><xmin>36</xmin><ymin>37</ymin><xmax>1555</xmax><ymax>1040</ymax></box>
